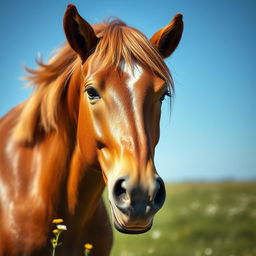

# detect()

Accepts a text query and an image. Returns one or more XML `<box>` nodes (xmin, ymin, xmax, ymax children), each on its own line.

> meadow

<box><xmin>107</xmin><ymin>182</ymin><xmax>256</xmax><ymax>256</ymax></box>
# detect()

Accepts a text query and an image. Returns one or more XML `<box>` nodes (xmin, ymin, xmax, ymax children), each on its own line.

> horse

<box><xmin>0</xmin><ymin>4</ymin><xmax>183</xmax><ymax>256</ymax></box>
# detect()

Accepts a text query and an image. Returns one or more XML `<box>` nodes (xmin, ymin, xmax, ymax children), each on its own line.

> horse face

<box><xmin>63</xmin><ymin>4</ymin><xmax>183</xmax><ymax>234</ymax></box>
<box><xmin>79</xmin><ymin>59</ymin><xmax>167</xmax><ymax>233</ymax></box>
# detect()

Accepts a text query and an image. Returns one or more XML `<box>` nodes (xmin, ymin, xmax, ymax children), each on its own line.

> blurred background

<box><xmin>0</xmin><ymin>0</ymin><xmax>255</xmax><ymax>255</ymax></box>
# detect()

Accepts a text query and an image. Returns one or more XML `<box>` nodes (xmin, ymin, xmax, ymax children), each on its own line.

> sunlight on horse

<box><xmin>0</xmin><ymin>4</ymin><xmax>183</xmax><ymax>255</ymax></box>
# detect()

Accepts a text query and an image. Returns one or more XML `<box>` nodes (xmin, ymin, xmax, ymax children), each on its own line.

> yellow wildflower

<box><xmin>84</xmin><ymin>243</ymin><xmax>93</xmax><ymax>250</ymax></box>
<box><xmin>53</xmin><ymin>229</ymin><xmax>59</xmax><ymax>234</ymax></box>
<box><xmin>52</xmin><ymin>218</ymin><xmax>64</xmax><ymax>224</ymax></box>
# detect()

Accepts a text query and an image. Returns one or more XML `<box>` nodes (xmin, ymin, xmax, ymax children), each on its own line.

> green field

<box><xmin>107</xmin><ymin>182</ymin><xmax>256</xmax><ymax>256</ymax></box>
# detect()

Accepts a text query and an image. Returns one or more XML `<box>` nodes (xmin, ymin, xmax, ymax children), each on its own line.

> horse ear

<box><xmin>150</xmin><ymin>14</ymin><xmax>183</xmax><ymax>58</ymax></box>
<box><xmin>63</xmin><ymin>4</ymin><xmax>98</xmax><ymax>62</ymax></box>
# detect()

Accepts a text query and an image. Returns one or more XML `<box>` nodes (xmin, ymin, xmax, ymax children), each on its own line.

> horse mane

<box><xmin>12</xmin><ymin>19</ymin><xmax>173</xmax><ymax>144</ymax></box>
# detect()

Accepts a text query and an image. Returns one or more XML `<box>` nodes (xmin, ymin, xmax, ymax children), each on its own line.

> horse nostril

<box><xmin>152</xmin><ymin>178</ymin><xmax>166</xmax><ymax>210</ymax></box>
<box><xmin>112</xmin><ymin>178</ymin><xmax>129</xmax><ymax>209</ymax></box>
<box><xmin>112</xmin><ymin>176</ymin><xmax>166</xmax><ymax>216</ymax></box>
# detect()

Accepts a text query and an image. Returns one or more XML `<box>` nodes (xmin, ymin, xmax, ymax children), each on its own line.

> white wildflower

<box><xmin>205</xmin><ymin>204</ymin><xmax>218</xmax><ymax>216</ymax></box>
<box><xmin>204</xmin><ymin>248</ymin><xmax>213</xmax><ymax>255</ymax></box>
<box><xmin>151</xmin><ymin>230</ymin><xmax>161</xmax><ymax>240</ymax></box>
<box><xmin>57</xmin><ymin>224</ymin><xmax>67</xmax><ymax>231</ymax></box>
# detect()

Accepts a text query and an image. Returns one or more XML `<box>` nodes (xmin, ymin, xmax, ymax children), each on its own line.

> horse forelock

<box><xmin>12</xmin><ymin>18</ymin><xmax>173</xmax><ymax>144</ymax></box>
<box><xmin>92</xmin><ymin>19</ymin><xmax>173</xmax><ymax>86</ymax></box>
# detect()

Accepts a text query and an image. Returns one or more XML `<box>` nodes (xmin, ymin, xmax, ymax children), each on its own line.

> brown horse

<box><xmin>0</xmin><ymin>4</ymin><xmax>183</xmax><ymax>256</ymax></box>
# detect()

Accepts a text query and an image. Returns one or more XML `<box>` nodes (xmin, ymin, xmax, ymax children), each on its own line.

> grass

<box><xmin>105</xmin><ymin>182</ymin><xmax>256</xmax><ymax>256</ymax></box>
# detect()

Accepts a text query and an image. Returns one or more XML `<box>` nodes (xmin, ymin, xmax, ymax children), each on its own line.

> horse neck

<box><xmin>35</xmin><ymin>130</ymin><xmax>74</xmax><ymax>218</ymax></box>
<box><xmin>65</xmin><ymin>144</ymin><xmax>105</xmax><ymax>224</ymax></box>
<box><xmin>35</xmin><ymin>122</ymin><xmax>105</xmax><ymax>226</ymax></box>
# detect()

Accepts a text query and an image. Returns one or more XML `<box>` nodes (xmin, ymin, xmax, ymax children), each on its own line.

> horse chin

<box><xmin>113</xmin><ymin>218</ymin><xmax>153</xmax><ymax>234</ymax></box>
<box><xmin>111</xmin><ymin>206</ymin><xmax>153</xmax><ymax>234</ymax></box>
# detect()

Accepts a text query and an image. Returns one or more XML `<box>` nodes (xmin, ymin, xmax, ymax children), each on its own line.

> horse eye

<box><xmin>160</xmin><ymin>90</ymin><xmax>171</xmax><ymax>102</ymax></box>
<box><xmin>85</xmin><ymin>87</ymin><xmax>101</xmax><ymax>100</ymax></box>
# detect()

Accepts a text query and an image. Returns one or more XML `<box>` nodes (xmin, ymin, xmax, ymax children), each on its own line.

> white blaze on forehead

<box><xmin>121</xmin><ymin>62</ymin><xmax>143</xmax><ymax>91</ymax></box>
<box><xmin>120</xmin><ymin>62</ymin><xmax>144</xmax><ymax>131</ymax></box>
<box><xmin>120</xmin><ymin>62</ymin><xmax>147</xmax><ymax>150</ymax></box>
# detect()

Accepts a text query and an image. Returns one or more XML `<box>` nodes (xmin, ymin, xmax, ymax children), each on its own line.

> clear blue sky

<box><xmin>0</xmin><ymin>0</ymin><xmax>255</xmax><ymax>181</ymax></box>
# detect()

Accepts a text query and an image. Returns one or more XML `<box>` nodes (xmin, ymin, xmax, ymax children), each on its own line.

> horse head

<box><xmin>64</xmin><ymin>4</ymin><xmax>183</xmax><ymax>234</ymax></box>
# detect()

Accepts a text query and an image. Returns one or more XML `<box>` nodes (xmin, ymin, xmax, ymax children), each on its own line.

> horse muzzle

<box><xmin>109</xmin><ymin>176</ymin><xmax>166</xmax><ymax>234</ymax></box>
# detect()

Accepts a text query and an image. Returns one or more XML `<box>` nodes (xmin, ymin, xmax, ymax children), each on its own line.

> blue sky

<box><xmin>0</xmin><ymin>0</ymin><xmax>255</xmax><ymax>181</ymax></box>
